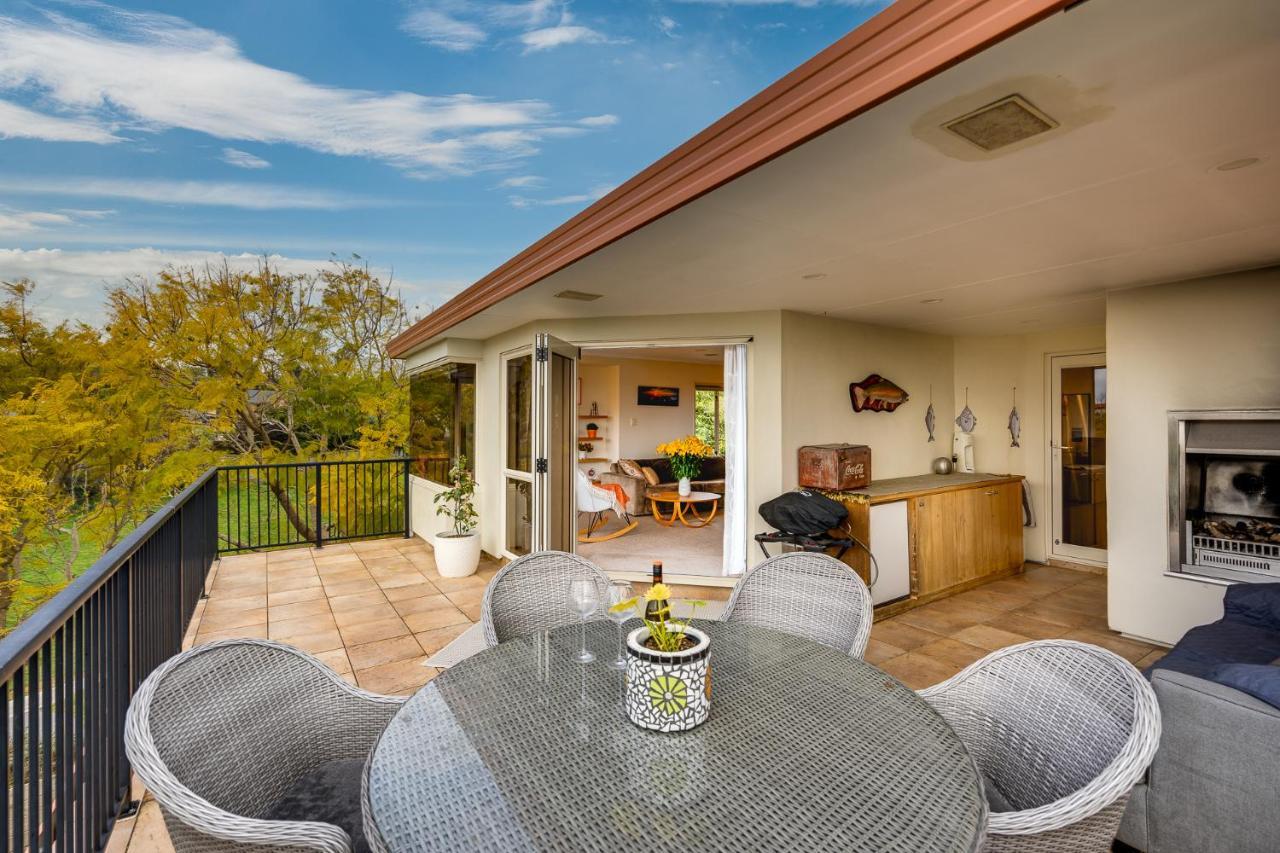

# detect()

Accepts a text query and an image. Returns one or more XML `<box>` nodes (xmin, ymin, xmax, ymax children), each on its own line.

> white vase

<box><xmin>625</xmin><ymin>625</ymin><xmax>711</xmax><ymax>732</ymax></box>
<box><xmin>678</xmin><ymin>476</ymin><xmax>692</xmax><ymax>496</ymax></box>
<box><xmin>433</xmin><ymin>532</ymin><xmax>480</xmax><ymax>578</ymax></box>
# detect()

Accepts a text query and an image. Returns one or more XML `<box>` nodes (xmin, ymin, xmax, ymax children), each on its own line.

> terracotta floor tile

<box><xmin>1064</xmin><ymin>628</ymin><xmax>1160</xmax><ymax>664</ymax></box>
<box><xmin>414</xmin><ymin>623</ymin><xmax>472</xmax><ymax>655</ymax></box>
<box><xmin>266</xmin><ymin>564</ymin><xmax>319</xmax><ymax>580</ymax></box>
<box><xmin>328</xmin><ymin>590</ymin><xmax>390</xmax><ymax>612</ymax></box>
<box><xmin>267</xmin><ymin>585</ymin><xmax>328</xmax><ymax>606</ymax></box>
<box><xmin>210</xmin><ymin>580</ymin><xmax>265</xmax><ymax>598</ymax></box>
<box><xmin>273</xmin><ymin>628</ymin><xmax>345</xmax><ymax>656</ymax></box>
<box><xmin>267</xmin><ymin>598</ymin><xmax>332</xmax><ymax>623</ymax></box>
<box><xmin>194</xmin><ymin>624</ymin><xmax>269</xmax><ymax>645</ymax></box>
<box><xmin>458</xmin><ymin>602</ymin><xmax>483</xmax><ymax>622</ymax></box>
<box><xmin>347</xmin><ymin>635</ymin><xmax>424</xmax><ymax>671</ymax></box>
<box><xmin>870</xmin><ymin>619</ymin><xmax>944</xmax><ymax>651</ymax></box>
<box><xmin>1135</xmin><ymin>648</ymin><xmax>1167</xmax><ymax>669</ymax></box>
<box><xmin>952</xmin><ymin>624</ymin><xmax>1032</xmax><ymax>651</ymax></box>
<box><xmin>312</xmin><ymin>553</ymin><xmax>365</xmax><ymax>568</ymax></box>
<box><xmin>914</xmin><ymin>638</ymin><xmax>989</xmax><ymax>671</ymax></box>
<box><xmin>323</xmin><ymin>578</ymin><xmax>381</xmax><ymax>597</ymax></box>
<box><xmin>1025</xmin><ymin>565</ymin><xmax>1096</xmax><ymax>584</ymax></box>
<box><xmin>373</xmin><ymin>571</ymin><xmax>433</xmax><ymax>590</ymax></box>
<box><xmin>362</xmin><ymin>556</ymin><xmax>416</xmax><ymax>572</ymax></box>
<box><xmin>382</xmin><ymin>581</ymin><xmax>440</xmax><ymax>602</ymax></box>
<box><xmin>317</xmin><ymin>567</ymin><xmax>373</xmax><ymax>583</ymax></box>
<box><xmin>202</xmin><ymin>593</ymin><xmax>268</xmax><ymax>614</ymax></box>
<box><xmin>196</xmin><ymin>607</ymin><xmax>268</xmax><ymax>632</ymax></box>
<box><xmin>392</xmin><ymin>594</ymin><xmax>456</xmax><ymax>617</ymax></box>
<box><xmin>312</xmin><ymin>647</ymin><xmax>353</xmax><ymax>675</ymax></box>
<box><xmin>338</xmin><ymin>616</ymin><xmax>412</xmax><ymax>647</ymax></box>
<box><xmin>333</xmin><ymin>603</ymin><xmax>402</xmax><ymax>628</ymax></box>
<box><xmin>864</xmin><ymin>638</ymin><xmax>906</xmax><ymax>666</ymax></box>
<box><xmin>267</xmin><ymin>553</ymin><xmax>315</xmax><ymax>568</ymax></box>
<box><xmin>120</xmin><ymin>799</ymin><xmax>171</xmax><ymax>853</ymax></box>
<box><xmin>432</xmin><ymin>573</ymin><xmax>488</xmax><ymax>593</ymax></box>
<box><xmin>269</xmin><ymin>613</ymin><xmax>339</xmax><ymax>640</ymax></box>
<box><xmin>269</xmin><ymin>574</ymin><xmax>324</xmax><ymax>593</ymax></box>
<box><xmin>895</xmin><ymin>602</ymin><xmax>998</xmax><ymax>636</ymax></box>
<box><xmin>443</xmin><ymin>587</ymin><xmax>485</xmax><ymax>609</ymax></box>
<box><xmin>880</xmin><ymin>653</ymin><xmax>961</xmax><ymax>691</ymax></box>
<box><xmin>1008</xmin><ymin>600</ymin><xmax>1099</xmax><ymax>630</ymax></box>
<box><xmin>403</xmin><ymin>606</ymin><xmax>471</xmax><ymax>633</ymax></box>
<box><xmin>355</xmin><ymin>657</ymin><xmax>438</xmax><ymax>696</ymax></box>
<box><xmin>984</xmin><ymin>612</ymin><xmax>1073</xmax><ymax>641</ymax></box>
<box><xmin>216</xmin><ymin>553</ymin><xmax>266</xmax><ymax>570</ymax></box>
<box><xmin>1042</xmin><ymin>585</ymin><xmax>1108</xmax><ymax>616</ymax></box>
<box><xmin>946</xmin><ymin>587</ymin><xmax>1035</xmax><ymax>612</ymax></box>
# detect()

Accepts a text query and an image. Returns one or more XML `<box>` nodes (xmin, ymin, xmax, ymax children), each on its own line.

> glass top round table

<box><xmin>365</xmin><ymin>620</ymin><xmax>986</xmax><ymax>852</ymax></box>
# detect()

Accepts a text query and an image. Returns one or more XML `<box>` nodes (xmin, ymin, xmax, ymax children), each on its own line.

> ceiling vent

<box><xmin>554</xmin><ymin>289</ymin><xmax>603</xmax><ymax>301</ymax></box>
<box><xmin>943</xmin><ymin>95</ymin><xmax>1058</xmax><ymax>152</ymax></box>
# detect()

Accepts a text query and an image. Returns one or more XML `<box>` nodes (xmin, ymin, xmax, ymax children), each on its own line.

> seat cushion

<box><xmin>1151</xmin><ymin>619</ymin><xmax>1280</xmax><ymax>679</ymax></box>
<box><xmin>1206</xmin><ymin>662</ymin><xmax>1280</xmax><ymax>710</ymax></box>
<box><xmin>265</xmin><ymin>759</ymin><xmax>370</xmax><ymax>853</ymax></box>
<box><xmin>1223</xmin><ymin>582</ymin><xmax>1280</xmax><ymax>631</ymax></box>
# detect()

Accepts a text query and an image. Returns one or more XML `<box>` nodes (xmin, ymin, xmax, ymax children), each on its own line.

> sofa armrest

<box><xmin>1143</xmin><ymin>668</ymin><xmax>1280</xmax><ymax>853</ymax></box>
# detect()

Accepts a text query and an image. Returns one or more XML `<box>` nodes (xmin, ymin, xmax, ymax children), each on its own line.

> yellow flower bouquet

<box><xmin>655</xmin><ymin>435</ymin><xmax>714</xmax><ymax>482</ymax></box>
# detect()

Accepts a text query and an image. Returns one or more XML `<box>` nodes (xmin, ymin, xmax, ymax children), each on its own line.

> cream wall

<box><xmin>406</xmin><ymin>311</ymin><xmax>784</xmax><ymax>563</ymax></box>
<box><xmin>577</xmin><ymin>363</ymin><xmax>619</xmax><ymax>461</ymax></box>
<box><xmin>952</xmin><ymin>325</ymin><xmax>1106</xmax><ymax>562</ymax></box>
<box><xmin>613</xmin><ymin>358</ymin><xmax>725</xmax><ymax>458</ymax></box>
<box><xmin>1107</xmin><ymin>268</ymin><xmax>1280</xmax><ymax>645</ymax></box>
<box><xmin>779</xmin><ymin>311</ymin><xmax>956</xmax><ymax>487</ymax></box>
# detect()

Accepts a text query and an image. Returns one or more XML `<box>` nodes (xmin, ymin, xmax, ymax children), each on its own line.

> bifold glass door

<box><xmin>532</xmin><ymin>333</ymin><xmax>579</xmax><ymax>553</ymax></box>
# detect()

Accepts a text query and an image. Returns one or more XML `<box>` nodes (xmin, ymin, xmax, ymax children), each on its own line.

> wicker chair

<box><xmin>480</xmin><ymin>550</ymin><xmax>611</xmax><ymax>647</ymax></box>
<box><xmin>918</xmin><ymin>640</ymin><xmax>1162</xmax><ymax>852</ymax></box>
<box><xmin>721</xmin><ymin>552</ymin><xmax>873</xmax><ymax>657</ymax></box>
<box><xmin>125</xmin><ymin>639</ymin><xmax>405</xmax><ymax>852</ymax></box>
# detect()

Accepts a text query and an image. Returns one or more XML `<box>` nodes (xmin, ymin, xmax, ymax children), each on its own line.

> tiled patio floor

<box><xmin>114</xmin><ymin>551</ymin><xmax>1164</xmax><ymax>852</ymax></box>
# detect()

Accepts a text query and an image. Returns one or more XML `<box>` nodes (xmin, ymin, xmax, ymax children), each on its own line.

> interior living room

<box><xmin>574</xmin><ymin>345</ymin><xmax>730</xmax><ymax>576</ymax></box>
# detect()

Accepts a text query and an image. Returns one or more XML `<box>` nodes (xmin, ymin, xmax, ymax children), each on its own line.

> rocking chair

<box><xmin>576</xmin><ymin>469</ymin><xmax>638</xmax><ymax>543</ymax></box>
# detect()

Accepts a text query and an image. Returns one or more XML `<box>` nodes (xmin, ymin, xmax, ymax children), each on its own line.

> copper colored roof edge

<box><xmin>388</xmin><ymin>0</ymin><xmax>1072</xmax><ymax>358</ymax></box>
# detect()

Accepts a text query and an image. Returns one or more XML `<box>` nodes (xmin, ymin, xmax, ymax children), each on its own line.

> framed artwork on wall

<box><xmin>638</xmin><ymin>385</ymin><xmax>680</xmax><ymax>407</ymax></box>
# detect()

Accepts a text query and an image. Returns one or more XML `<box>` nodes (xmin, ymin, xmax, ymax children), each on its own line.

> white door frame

<box><xmin>1048</xmin><ymin>351</ymin><xmax>1107</xmax><ymax>566</ymax></box>
<box><xmin>499</xmin><ymin>347</ymin><xmax>533</xmax><ymax>562</ymax></box>
<box><xmin>531</xmin><ymin>332</ymin><xmax>579</xmax><ymax>553</ymax></box>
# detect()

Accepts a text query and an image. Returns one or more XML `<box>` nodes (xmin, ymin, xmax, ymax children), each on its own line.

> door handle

<box><xmin>984</xmin><ymin>489</ymin><xmax>997</xmax><ymax>495</ymax></box>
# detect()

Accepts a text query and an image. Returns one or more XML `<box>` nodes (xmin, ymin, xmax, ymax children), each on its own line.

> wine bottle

<box><xmin>644</xmin><ymin>560</ymin><xmax>664</xmax><ymax>622</ymax></box>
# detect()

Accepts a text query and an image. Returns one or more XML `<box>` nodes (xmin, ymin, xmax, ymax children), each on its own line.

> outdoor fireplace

<box><xmin>1169</xmin><ymin>410</ymin><xmax>1280</xmax><ymax>582</ymax></box>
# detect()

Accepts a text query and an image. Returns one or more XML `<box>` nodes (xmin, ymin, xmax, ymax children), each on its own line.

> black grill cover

<box><xmin>759</xmin><ymin>489</ymin><xmax>848</xmax><ymax>536</ymax></box>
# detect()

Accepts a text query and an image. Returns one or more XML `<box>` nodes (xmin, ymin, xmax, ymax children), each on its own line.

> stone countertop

<box><xmin>826</xmin><ymin>471</ymin><xmax>1022</xmax><ymax>503</ymax></box>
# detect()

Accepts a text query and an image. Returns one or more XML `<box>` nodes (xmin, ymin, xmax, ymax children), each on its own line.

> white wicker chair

<box><xmin>125</xmin><ymin>639</ymin><xmax>405</xmax><ymax>852</ymax></box>
<box><xmin>480</xmin><ymin>550</ymin><xmax>611</xmax><ymax>647</ymax></box>
<box><xmin>918</xmin><ymin>640</ymin><xmax>1162</xmax><ymax>852</ymax></box>
<box><xmin>721</xmin><ymin>552</ymin><xmax>874</xmax><ymax>657</ymax></box>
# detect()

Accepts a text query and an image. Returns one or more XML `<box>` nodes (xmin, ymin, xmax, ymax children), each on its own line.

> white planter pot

<box><xmin>677</xmin><ymin>476</ymin><xmax>692</xmax><ymax>497</ymax></box>
<box><xmin>433</xmin><ymin>532</ymin><xmax>480</xmax><ymax>578</ymax></box>
<box><xmin>625</xmin><ymin>625</ymin><xmax>710</xmax><ymax>732</ymax></box>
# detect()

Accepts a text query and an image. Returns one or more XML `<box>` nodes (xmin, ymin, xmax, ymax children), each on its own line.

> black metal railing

<box><xmin>0</xmin><ymin>468</ymin><xmax>219</xmax><ymax>853</ymax></box>
<box><xmin>217</xmin><ymin>458</ymin><xmax>411</xmax><ymax>553</ymax></box>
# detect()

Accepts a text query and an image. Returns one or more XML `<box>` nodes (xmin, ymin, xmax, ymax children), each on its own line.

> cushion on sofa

<box><xmin>640</xmin><ymin>466</ymin><xmax>660</xmax><ymax>486</ymax></box>
<box><xmin>1223</xmin><ymin>582</ymin><xmax>1280</xmax><ymax>631</ymax></box>
<box><xmin>1151</xmin><ymin>619</ymin><xmax>1280</xmax><ymax>679</ymax></box>
<box><xmin>617</xmin><ymin>459</ymin><xmax>645</xmax><ymax>479</ymax></box>
<box><xmin>1206</xmin><ymin>663</ymin><xmax>1280</xmax><ymax>710</ymax></box>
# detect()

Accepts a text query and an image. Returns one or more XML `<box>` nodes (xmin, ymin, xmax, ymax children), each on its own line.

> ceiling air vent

<box><xmin>943</xmin><ymin>95</ymin><xmax>1058</xmax><ymax>152</ymax></box>
<box><xmin>554</xmin><ymin>289</ymin><xmax>603</xmax><ymax>301</ymax></box>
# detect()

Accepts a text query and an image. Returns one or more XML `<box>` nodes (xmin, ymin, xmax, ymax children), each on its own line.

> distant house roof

<box><xmin>388</xmin><ymin>0</ymin><xmax>1072</xmax><ymax>358</ymax></box>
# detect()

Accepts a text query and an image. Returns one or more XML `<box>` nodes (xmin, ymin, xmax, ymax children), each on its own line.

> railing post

<box><xmin>313</xmin><ymin>462</ymin><xmax>324</xmax><ymax>549</ymax></box>
<box><xmin>403</xmin><ymin>458</ymin><xmax>412</xmax><ymax>539</ymax></box>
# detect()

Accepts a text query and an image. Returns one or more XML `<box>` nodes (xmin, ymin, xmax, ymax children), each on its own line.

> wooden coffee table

<box><xmin>648</xmin><ymin>490</ymin><xmax>721</xmax><ymax>528</ymax></box>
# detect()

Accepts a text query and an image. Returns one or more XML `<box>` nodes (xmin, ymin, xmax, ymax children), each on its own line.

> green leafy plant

<box><xmin>432</xmin><ymin>456</ymin><xmax>477</xmax><ymax>536</ymax></box>
<box><xmin>609</xmin><ymin>583</ymin><xmax>706</xmax><ymax>653</ymax></box>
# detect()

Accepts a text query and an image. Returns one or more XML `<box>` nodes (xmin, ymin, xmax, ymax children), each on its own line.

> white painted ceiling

<box><xmin>439</xmin><ymin>0</ymin><xmax>1280</xmax><ymax>342</ymax></box>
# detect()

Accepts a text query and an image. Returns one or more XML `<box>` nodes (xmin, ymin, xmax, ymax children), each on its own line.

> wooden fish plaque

<box><xmin>850</xmin><ymin>374</ymin><xmax>909</xmax><ymax>412</ymax></box>
<box><xmin>798</xmin><ymin>444</ymin><xmax>872</xmax><ymax>491</ymax></box>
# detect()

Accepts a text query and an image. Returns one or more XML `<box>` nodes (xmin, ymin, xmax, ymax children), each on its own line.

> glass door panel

<box><xmin>532</xmin><ymin>333</ymin><xmax>579</xmax><ymax>553</ymax></box>
<box><xmin>1051</xmin><ymin>354</ymin><xmax>1107</xmax><ymax>564</ymax></box>
<box><xmin>504</xmin><ymin>477</ymin><xmax>532</xmax><ymax>557</ymax></box>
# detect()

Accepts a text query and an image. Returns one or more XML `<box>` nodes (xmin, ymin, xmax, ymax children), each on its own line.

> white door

<box><xmin>1050</xmin><ymin>352</ymin><xmax>1107</xmax><ymax>565</ymax></box>
<box><xmin>532</xmin><ymin>333</ymin><xmax>579</xmax><ymax>553</ymax></box>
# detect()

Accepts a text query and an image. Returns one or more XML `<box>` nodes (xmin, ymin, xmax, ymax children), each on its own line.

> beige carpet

<box><xmin>577</xmin><ymin>513</ymin><xmax>724</xmax><ymax>576</ymax></box>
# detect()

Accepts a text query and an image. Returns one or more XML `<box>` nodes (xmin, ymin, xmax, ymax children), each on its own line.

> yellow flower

<box><xmin>645</xmin><ymin>582</ymin><xmax>672</xmax><ymax>602</ymax></box>
<box><xmin>608</xmin><ymin>596</ymin><xmax>639</xmax><ymax>614</ymax></box>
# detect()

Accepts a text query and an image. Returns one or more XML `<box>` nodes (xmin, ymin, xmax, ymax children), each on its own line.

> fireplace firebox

<box><xmin>1169</xmin><ymin>409</ymin><xmax>1280</xmax><ymax>582</ymax></box>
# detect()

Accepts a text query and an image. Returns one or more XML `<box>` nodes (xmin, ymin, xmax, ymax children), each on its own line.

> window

<box><xmin>409</xmin><ymin>362</ymin><xmax>476</xmax><ymax>484</ymax></box>
<box><xmin>695</xmin><ymin>385</ymin><xmax>725</xmax><ymax>454</ymax></box>
<box><xmin>506</xmin><ymin>355</ymin><xmax>533</xmax><ymax>472</ymax></box>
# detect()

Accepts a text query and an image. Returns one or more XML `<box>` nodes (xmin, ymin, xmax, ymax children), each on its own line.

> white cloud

<box><xmin>0</xmin><ymin>247</ymin><xmax>459</xmax><ymax>325</ymax></box>
<box><xmin>498</xmin><ymin>175</ymin><xmax>545</xmax><ymax>188</ymax></box>
<box><xmin>520</xmin><ymin>23</ymin><xmax>609</xmax><ymax>52</ymax></box>
<box><xmin>508</xmin><ymin>183</ymin><xmax>614</xmax><ymax>208</ymax></box>
<box><xmin>401</xmin><ymin>8</ymin><xmax>488</xmax><ymax>51</ymax></box>
<box><xmin>404</xmin><ymin>2</ymin><xmax>618</xmax><ymax>55</ymax></box>
<box><xmin>220</xmin><ymin>147</ymin><xmax>271</xmax><ymax>169</ymax></box>
<box><xmin>0</xmin><ymin>99</ymin><xmax>122</xmax><ymax>143</ymax></box>
<box><xmin>0</xmin><ymin>176</ymin><xmax>382</xmax><ymax>210</ymax></box>
<box><xmin>657</xmin><ymin>15</ymin><xmax>678</xmax><ymax>36</ymax></box>
<box><xmin>0</xmin><ymin>209</ymin><xmax>74</xmax><ymax>233</ymax></box>
<box><xmin>0</xmin><ymin>6</ymin><xmax>609</xmax><ymax>175</ymax></box>
<box><xmin>577</xmin><ymin>114</ymin><xmax>619</xmax><ymax>127</ymax></box>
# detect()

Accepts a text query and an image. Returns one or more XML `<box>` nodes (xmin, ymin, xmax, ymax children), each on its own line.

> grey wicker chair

<box><xmin>918</xmin><ymin>640</ymin><xmax>1162</xmax><ymax>852</ymax></box>
<box><xmin>125</xmin><ymin>639</ymin><xmax>405</xmax><ymax>852</ymax></box>
<box><xmin>721</xmin><ymin>551</ymin><xmax>874</xmax><ymax>657</ymax></box>
<box><xmin>480</xmin><ymin>550</ymin><xmax>611</xmax><ymax>647</ymax></box>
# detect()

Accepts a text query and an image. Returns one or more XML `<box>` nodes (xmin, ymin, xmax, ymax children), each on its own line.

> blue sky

<box><xmin>0</xmin><ymin>0</ymin><xmax>888</xmax><ymax>324</ymax></box>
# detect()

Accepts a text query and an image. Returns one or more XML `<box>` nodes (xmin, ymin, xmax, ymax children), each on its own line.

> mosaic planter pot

<box><xmin>625</xmin><ymin>625</ymin><xmax>710</xmax><ymax>732</ymax></box>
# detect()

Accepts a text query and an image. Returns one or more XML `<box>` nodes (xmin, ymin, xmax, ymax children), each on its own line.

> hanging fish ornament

<box><xmin>850</xmin><ymin>374</ymin><xmax>910</xmax><ymax>412</ymax></box>
<box><xmin>925</xmin><ymin>383</ymin><xmax>936</xmax><ymax>442</ymax></box>
<box><xmin>1008</xmin><ymin>386</ymin><xmax>1021</xmax><ymax>447</ymax></box>
<box><xmin>955</xmin><ymin>387</ymin><xmax>977</xmax><ymax>433</ymax></box>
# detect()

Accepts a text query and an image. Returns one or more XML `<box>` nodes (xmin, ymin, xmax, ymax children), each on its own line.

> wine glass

<box><xmin>567</xmin><ymin>579</ymin><xmax>599</xmax><ymax>664</ymax></box>
<box><xmin>605</xmin><ymin>581</ymin><xmax>634</xmax><ymax>670</ymax></box>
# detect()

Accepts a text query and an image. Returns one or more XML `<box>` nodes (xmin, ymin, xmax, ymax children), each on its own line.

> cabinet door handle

<box><xmin>984</xmin><ymin>489</ymin><xmax>998</xmax><ymax>495</ymax></box>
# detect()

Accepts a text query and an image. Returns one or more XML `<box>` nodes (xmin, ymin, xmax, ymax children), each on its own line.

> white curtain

<box><xmin>722</xmin><ymin>344</ymin><xmax>748</xmax><ymax>575</ymax></box>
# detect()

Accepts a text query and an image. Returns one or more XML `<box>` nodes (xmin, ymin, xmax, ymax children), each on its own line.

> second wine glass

<box><xmin>605</xmin><ymin>581</ymin><xmax>634</xmax><ymax>670</ymax></box>
<box><xmin>567</xmin><ymin>579</ymin><xmax>599</xmax><ymax>664</ymax></box>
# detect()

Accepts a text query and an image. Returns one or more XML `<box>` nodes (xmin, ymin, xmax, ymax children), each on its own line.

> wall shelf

<box><xmin>579</xmin><ymin>457</ymin><xmax>609</xmax><ymax>463</ymax></box>
<box><xmin>577</xmin><ymin>414</ymin><xmax>609</xmax><ymax>418</ymax></box>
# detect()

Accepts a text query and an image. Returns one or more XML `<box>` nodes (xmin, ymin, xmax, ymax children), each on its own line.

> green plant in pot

<box><xmin>586</xmin><ymin>421</ymin><xmax>600</xmax><ymax>438</ymax></box>
<box><xmin>612</xmin><ymin>584</ymin><xmax>711</xmax><ymax>732</ymax></box>
<box><xmin>432</xmin><ymin>456</ymin><xmax>480</xmax><ymax>578</ymax></box>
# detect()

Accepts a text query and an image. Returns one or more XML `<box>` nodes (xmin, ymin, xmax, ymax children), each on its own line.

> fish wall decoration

<box><xmin>1008</xmin><ymin>386</ymin><xmax>1021</xmax><ymax>447</ymax></box>
<box><xmin>925</xmin><ymin>383</ymin><xmax>936</xmax><ymax>441</ymax></box>
<box><xmin>850</xmin><ymin>374</ymin><xmax>909</xmax><ymax>412</ymax></box>
<box><xmin>955</xmin><ymin>386</ymin><xmax>977</xmax><ymax>433</ymax></box>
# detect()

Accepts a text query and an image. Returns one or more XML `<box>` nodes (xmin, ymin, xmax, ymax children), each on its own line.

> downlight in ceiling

<box><xmin>554</xmin><ymin>289</ymin><xmax>603</xmax><ymax>301</ymax></box>
<box><xmin>943</xmin><ymin>95</ymin><xmax>1058</xmax><ymax>152</ymax></box>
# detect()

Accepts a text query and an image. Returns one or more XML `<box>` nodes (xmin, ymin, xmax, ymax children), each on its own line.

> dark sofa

<box><xmin>1118</xmin><ymin>582</ymin><xmax>1280</xmax><ymax>853</ymax></box>
<box><xmin>597</xmin><ymin>456</ymin><xmax>726</xmax><ymax>516</ymax></box>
